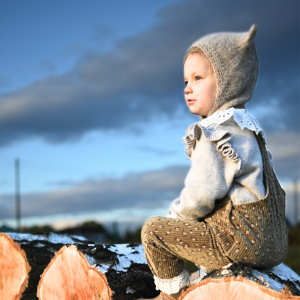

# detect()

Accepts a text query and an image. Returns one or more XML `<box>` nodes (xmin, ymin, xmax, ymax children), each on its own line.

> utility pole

<box><xmin>294</xmin><ymin>180</ymin><xmax>298</xmax><ymax>226</ymax></box>
<box><xmin>15</xmin><ymin>158</ymin><xmax>21</xmax><ymax>232</ymax></box>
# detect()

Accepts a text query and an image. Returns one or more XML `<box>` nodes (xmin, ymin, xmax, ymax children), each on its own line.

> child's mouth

<box><xmin>188</xmin><ymin>99</ymin><xmax>196</xmax><ymax>104</ymax></box>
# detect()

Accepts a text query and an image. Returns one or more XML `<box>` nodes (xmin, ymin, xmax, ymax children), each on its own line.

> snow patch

<box><xmin>126</xmin><ymin>287</ymin><xmax>136</xmax><ymax>294</ymax></box>
<box><xmin>47</xmin><ymin>233</ymin><xmax>76</xmax><ymax>244</ymax></box>
<box><xmin>109</xmin><ymin>244</ymin><xmax>147</xmax><ymax>272</ymax></box>
<box><xmin>70</xmin><ymin>235</ymin><xmax>87</xmax><ymax>241</ymax></box>
<box><xmin>97</xmin><ymin>264</ymin><xmax>111</xmax><ymax>274</ymax></box>
<box><xmin>7</xmin><ymin>232</ymin><xmax>86</xmax><ymax>244</ymax></box>
<box><xmin>83</xmin><ymin>244</ymin><xmax>147</xmax><ymax>274</ymax></box>
<box><xmin>252</xmin><ymin>269</ymin><xmax>285</xmax><ymax>292</ymax></box>
<box><xmin>84</xmin><ymin>254</ymin><xmax>110</xmax><ymax>274</ymax></box>
<box><xmin>7</xmin><ymin>232</ymin><xmax>47</xmax><ymax>242</ymax></box>
<box><xmin>264</xmin><ymin>263</ymin><xmax>300</xmax><ymax>292</ymax></box>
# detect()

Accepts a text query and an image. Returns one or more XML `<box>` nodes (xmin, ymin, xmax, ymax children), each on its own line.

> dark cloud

<box><xmin>0</xmin><ymin>165</ymin><xmax>188</xmax><ymax>219</ymax></box>
<box><xmin>266</xmin><ymin>131</ymin><xmax>300</xmax><ymax>180</ymax></box>
<box><xmin>0</xmin><ymin>0</ymin><xmax>298</xmax><ymax>145</ymax></box>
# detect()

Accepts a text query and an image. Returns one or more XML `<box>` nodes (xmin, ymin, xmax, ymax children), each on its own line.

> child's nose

<box><xmin>184</xmin><ymin>84</ymin><xmax>192</xmax><ymax>94</ymax></box>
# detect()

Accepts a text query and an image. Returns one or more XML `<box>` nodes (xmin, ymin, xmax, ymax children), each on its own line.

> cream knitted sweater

<box><xmin>167</xmin><ymin>108</ymin><xmax>271</xmax><ymax>220</ymax></box>
<box><xmin>167</xmin><ymin>25</ymin><xmax>267</xmax><ymax>220</ymax></box>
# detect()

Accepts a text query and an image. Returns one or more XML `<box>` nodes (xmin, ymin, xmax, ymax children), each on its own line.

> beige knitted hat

<box><xmin>187</xmin><ymin>24</ymin><xmax>259</xmax><ymax>117</ymax></box>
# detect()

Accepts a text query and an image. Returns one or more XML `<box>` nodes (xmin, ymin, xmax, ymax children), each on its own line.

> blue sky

<box><xmin>0</xmin><ymin>0</ymin><xmax>299</xmax><ymax>232</ymax></box>
<box><xmin>0</xmin><ymin>1</ymin><xmax>179</xmax><ymax>92</ymax></box>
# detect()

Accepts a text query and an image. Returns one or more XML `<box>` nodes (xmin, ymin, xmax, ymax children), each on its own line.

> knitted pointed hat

<box><xmin>187</xmin><ymin>24</ymin><xmax>259</xmax><ymax>117</ymax></box>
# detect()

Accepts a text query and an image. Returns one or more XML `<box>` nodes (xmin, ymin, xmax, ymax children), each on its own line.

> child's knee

<box><xmin>141</xmin><ymin>216</ymin><xmax>162</xmax><ymax>244</ymax></box>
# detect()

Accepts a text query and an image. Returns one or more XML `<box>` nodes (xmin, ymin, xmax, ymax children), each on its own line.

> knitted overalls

<box><xmin>141</xmin><ymin>132</ymin><xmax>288</xmax><ymax>280</ymax></box>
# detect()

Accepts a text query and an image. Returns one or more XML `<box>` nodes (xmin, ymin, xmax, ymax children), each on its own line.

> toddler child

<box><xmin>141</xmin><ymin>24</ymin><xmax>288</xmax><ymax>300</ymax></box>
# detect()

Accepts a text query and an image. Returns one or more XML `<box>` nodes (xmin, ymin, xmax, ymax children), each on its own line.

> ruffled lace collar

<box><xmin>200</xmin><ymin>108</ymin><xmax>263</xmax><ymax>133</ymax></box>
<box><xmin>182</xmin><ymin>108</ymin><xmax>265</xmax><ymax>160</ymax></box>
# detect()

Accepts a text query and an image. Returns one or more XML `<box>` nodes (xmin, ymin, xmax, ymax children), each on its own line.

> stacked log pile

<box><xmin>0</xmin><ymin>232</ymin><xmax>299</xmax><ymax>300</ymax></box>
<box><xmin>0</xmin><ymin>232</ymin><xmax>157</xmax><ymax>300</ymax></box>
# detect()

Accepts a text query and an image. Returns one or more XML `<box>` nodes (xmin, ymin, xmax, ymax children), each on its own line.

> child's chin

<box><xmin>190</xmin><ymin>109</ymin><xmax>201</xmax><ymax>116</ymax></box>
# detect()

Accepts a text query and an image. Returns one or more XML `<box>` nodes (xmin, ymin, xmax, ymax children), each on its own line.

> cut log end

<box><xmin>0</xmin><ymin>232</ymin><xmax>31</xmax><ymax>300</ymax></box>
<box><xmin>179</xmin><ymin>276</ymin><xmax>297</xmax><ymax>300</ymax></box>
<box><xmin>37</xmin><ymin>244</ymin><xmax>112</xmax><ymax>300</ymax></box>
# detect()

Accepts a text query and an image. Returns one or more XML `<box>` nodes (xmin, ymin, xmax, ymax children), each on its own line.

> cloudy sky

<box><xmin>0</xmin><ymin>0</ymin><xmax>299</xmax><ymax>232</ymax></box>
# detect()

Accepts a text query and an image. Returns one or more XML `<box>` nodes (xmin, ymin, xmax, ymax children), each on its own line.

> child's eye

<box><xmin>195</xmin><ymin>76</ymin><xmax>201</xmax><ymax>81</ymax></box>
<box><xmin>184</xmin><ymin>81</ymin><xmax>188</xmax><ymax>86</ymax></box>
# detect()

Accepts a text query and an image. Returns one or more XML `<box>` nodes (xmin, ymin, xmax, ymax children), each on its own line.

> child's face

<box><xmin>183</xmin><ymin>54</ymin><xmax>217</xmax><ymax>117</ymax></box>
